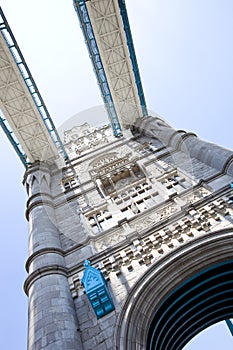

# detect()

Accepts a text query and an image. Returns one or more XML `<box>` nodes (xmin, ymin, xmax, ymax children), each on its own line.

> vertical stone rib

<box><xmin>133</xmin><ymin>116</ymin><xmax>233</xmax><ymax>177</ymax></box>
<box><xmin>24</xmin><ymin>162</ymin><xmax>83</xmax><ymax>350</ymax></box>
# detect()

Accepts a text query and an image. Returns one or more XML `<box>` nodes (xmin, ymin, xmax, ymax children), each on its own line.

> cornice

<box><xmin>25</xmin><ymin>247</ymin><xmax>64</xmax><ymax>273</ymax></box>
<box><xmin>24</xmin><ymin>264</ymin><xmax>68</xmax><ymax>295</ymax></box>
<box><xmin>25</xmin><ymin>199</ymin><xmax>54</xmax><ymax>220</ymax></box>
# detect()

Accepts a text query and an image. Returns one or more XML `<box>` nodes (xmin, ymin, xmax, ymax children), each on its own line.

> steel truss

<box><xmin>73</xmin><ymin>0</ymin><xmax>148</xmax><ymax>134</ymax></box>
<box><xmin>0</xmin><ymin>7</ymin><xmax>67</xmax><ymax>166</ymax></box>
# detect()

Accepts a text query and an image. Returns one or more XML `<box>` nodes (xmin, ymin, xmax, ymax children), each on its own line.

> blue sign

<box><xmin>82</xmin><ymin>260</ymin><xmax>115</xmax><ymax>319</ymax></box>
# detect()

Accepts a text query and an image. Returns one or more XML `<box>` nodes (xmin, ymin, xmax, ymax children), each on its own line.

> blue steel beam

<box><xmin>73</xmin><ymin>0</ymin><xmax>148</xmax><ymax>134</ymax></box>
<box><xmin>0</xmin><ymin>7</ymin><xmax>68</xmax><ymax>166</ymax></box>
<box><xmin>118</xmin><ymin>0</ymin><xmax>148</xmax><ymax>117</ymax></box>
<box><xmin>73</xmin><ymin>0</ymin><xmax>122</xmax><ymax>137</ymax></box>
<box><xmin>226</xmin><ymin>319</ymin><xmax>233</xmax><ymax>336</ymax></box>
<box><xmin>0</xmin><ymin>112</ymin><xmax>27</xmax><ymax>166</ymax></box>
<box><xmin>148</xmin><ymin>261</ymin><xmax>233</xmax><ymax>350</ymax></box>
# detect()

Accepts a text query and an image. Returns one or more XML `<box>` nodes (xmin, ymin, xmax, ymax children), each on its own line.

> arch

<box><xmin>114</xmin><ymin>229</ymin><xmax>233</xmax><ymax>350</ymax></box>
<box><xmin>89</xmin><ymin>152</ymin><xmax>118</xmax><ymax>169</ymax></box>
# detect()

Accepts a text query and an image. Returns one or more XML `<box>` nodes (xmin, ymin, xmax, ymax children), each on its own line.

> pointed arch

<box><xmin>40</xmin><ymin>174</ymin><xmax>50</xmax><ymax>188</ymax></box>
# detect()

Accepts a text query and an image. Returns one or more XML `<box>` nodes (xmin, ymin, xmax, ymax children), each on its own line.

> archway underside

<box><xmin>114</xmin><ymin>230</ymin><xmax>233</xmax><ymax>350</ymax></box>
<box><xmin>148</xmin><ymin>260</ymin><xmax>233</xmax><ymax>350</ymax></box>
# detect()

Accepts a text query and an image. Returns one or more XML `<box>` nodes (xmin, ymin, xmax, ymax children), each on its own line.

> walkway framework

<box><xmin>74</xmin><ymin>0</ymin><xmax>148</xmax><ymax>135</ymax></box>
<box><xmin>0</xmin><ymin>7</ymin><xmax>67</xmax><ymax>166</ymax></box>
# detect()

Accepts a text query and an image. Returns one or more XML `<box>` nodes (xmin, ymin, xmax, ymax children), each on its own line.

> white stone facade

<box><xmin>24</xmin><ymin>117</ymin><xmax>233</xmax><ymax>349</ymax></box>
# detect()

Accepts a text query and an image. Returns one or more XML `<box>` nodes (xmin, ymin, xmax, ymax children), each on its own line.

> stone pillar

<box><xmin>133</xmin><ymin>116</ymin><xmax>233</xmax><ymax>176</ymax></box>
<box><xmin>23</xmin><ymin>162</ymin><xmax>83</xmax><ymax>350</ymax></box>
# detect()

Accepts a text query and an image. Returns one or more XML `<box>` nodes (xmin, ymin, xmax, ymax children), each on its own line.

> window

<box><xmin>115</xmin><ymin>182</ymin><xmax>160</xmax><ymax>219</ymax></box>
<box><xmin>100</xmin><ymin>164</ymin><xmax>144</xmax><ymax>195</ymax></box>
<box><xmin>87</xmin><ymin>210</ymin><xmax>115</xmax><ymax>234</ymax></box>
<box><xmin>62</xmin><ymin>177</ymin><xmax>77</xmax><ymax>190</ymax></box>
<box><xmin>159</xmin><ymin>172</ymin><xmax>191</xmax><ymax>194</ymax></box>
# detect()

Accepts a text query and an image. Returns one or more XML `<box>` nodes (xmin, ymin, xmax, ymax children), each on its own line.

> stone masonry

<box><xmin>23</xmin><ymin>115</ymin><xmax>233</xmax><ymax>349</ymax></box>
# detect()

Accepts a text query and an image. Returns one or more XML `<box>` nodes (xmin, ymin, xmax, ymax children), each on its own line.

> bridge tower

<box><xmin>0</xmin><ymin>2</ymin><xmax>233</xmax><ymax>349</ymax></box>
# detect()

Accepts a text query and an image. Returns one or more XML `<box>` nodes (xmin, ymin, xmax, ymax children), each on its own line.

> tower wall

<box><xmin>134</xmin><ymin>116</ymin><xmax>233</xmax><ymax>176</ymax></box>
<box><xmin>24</xmin><ymin>163</ymin><xmax>83</xmax><ymax>350</ymax></box>
<box><xmin>24</xmin><ymin>118</ymin><xmax>233</xmax><ymax>349</ymax></box>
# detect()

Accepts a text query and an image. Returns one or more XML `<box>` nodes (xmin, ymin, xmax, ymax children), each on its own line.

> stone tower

<box><xmin>23</xmin><ymin>115</ymin><xmax>233</xmax><ymax>349</ymax></box>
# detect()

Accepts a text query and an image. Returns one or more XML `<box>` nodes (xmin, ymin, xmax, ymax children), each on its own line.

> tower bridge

<box><xmin>0</xmin><ymin>2</ymin><xmax>233</xmax><ymax>350</ymax></box>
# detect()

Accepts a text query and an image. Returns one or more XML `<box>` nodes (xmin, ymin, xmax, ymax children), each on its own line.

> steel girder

<box><xmin>73</xmin><ymin>0</ymin><xmax>148</xmax><ymax>134</ymax></box>
<box><xmin>0</xmin><ymin>7</ymin><xmax>67</xmax><ymax>166</ymax></box>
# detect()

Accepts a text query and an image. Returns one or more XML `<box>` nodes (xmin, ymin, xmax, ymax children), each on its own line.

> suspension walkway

<box><xmin>0</xmin><ymin>1</ymin><xmax>147</xmax><ymax>164</ymax></box>
<box><xmin>0</xmin><ymin>7</ymin><xmax>67</xmax><ymax>166</ymax></box>
<box><xmin>73</xmin><ymin>0</ymin><xmax>148</xmax><ymax>136</ymax></box>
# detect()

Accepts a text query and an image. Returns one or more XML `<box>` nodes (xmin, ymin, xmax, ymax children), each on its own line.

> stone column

<box><xmin>133</xmin><ymin>116</ymin><xmax>233</xmax><ymax>177</ymax></box>
<box><xmin>24</xmin><ymin>162</ymin><xmax>83</xmax><ymax>350</ymax></box>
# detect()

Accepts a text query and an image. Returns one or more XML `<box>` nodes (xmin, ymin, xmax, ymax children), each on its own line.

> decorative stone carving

<box><xmin>130</xmin><ymin>202</ymin><xmax>180</xmax><ymax>233</ymax></box>
<box><xmin>95</xmin><ymin>230</ymin><xmax>126</xmax><ymax>251</ymax></box>
<box><xmin>132</xmin><ymin>212</ymin><xmax>161</xmax><ymax>232</ymax></box>
<box><xmin>89</xmin><ymin>154</ymin><xmax>131</xmax><ymax>178</ymax></box>
<box><xmin>184</xmin><ymin>187</ymin><xmax>210</xmax><ymax>204</ymax></box>
<box><xmin>64</xmin><ymin>124</ymin><xmax>115</xmax><ymax>156</ymax></box>
<box><xmin>160</xmin><ymin>204</ymin><xmax>179</xmax><ymax>218</ymax></box>
<box><xmin>90</xmin><ymin>153</ymin><xmax>119</xmax><ymax>169</ymax></box>
<box><xmin>64</xmin><ymin>123</ymin><xmax>92</xmax><ymax>142</ymax></box>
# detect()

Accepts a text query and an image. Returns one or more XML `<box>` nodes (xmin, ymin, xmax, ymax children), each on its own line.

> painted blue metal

<box><xmin>152</xmin><ymin>272</ymin><xmax>233</xmax><ymax>349</ymax></box>
<box><xmin>226</xmin><ymin>319</ymin><xmax>233</xmax><ymax>336</ymax></box>
<box><xmin>161</xmin><ymin>288</ymin><xmax>233</xmax><ymax>349</ymax></box>
<box><xmin>0</xmin><ymin>113</ymin><xmax>27</xmax><ymax>166</ymax></box>
<box><xmin>118</xmin><ymin>0</ymin><xmax>148</xmax><ymax>117</ymax></box>
<box><xmin>148</xmin><ymin>261</ymin><xmax>233</xmax><ymax>350</ymax></box>
<box><xmin>0</xmin><ymin>7</ymin><xmax>68</xmax><ymax>166</ymax></box>
<box><xmin>82</xmin><ymin>260</ymin><xmax>115</xmax><ymax>319</ymax></box>
<box><xmin>73</xmin><ymin>0</ymin><xmax>122</xmax><ymax>137</ymax></box>
<box><xmin>177</xmin><ymin>307</ymin><xmax>233</xmax><ymax>350</ymax></box>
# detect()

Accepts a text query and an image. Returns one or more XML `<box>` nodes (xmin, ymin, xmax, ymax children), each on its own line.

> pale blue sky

<box><xmin>0</xmin><ymin>1</ymin><xmax>232</xmax><ymax>349</ymax></box>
